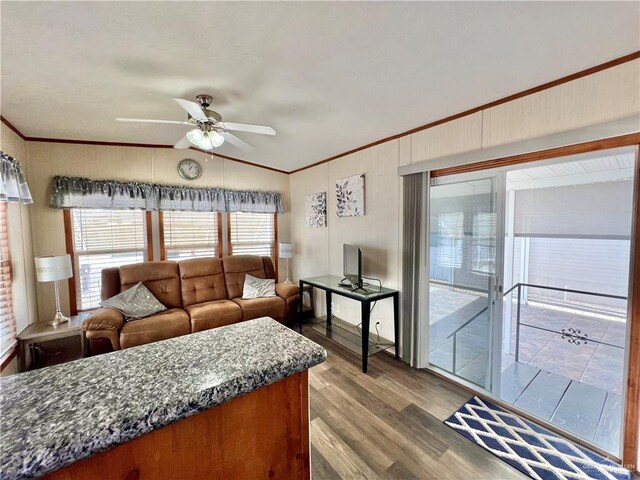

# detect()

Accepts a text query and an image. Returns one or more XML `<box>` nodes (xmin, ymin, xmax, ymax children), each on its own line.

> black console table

<box><xmin>298</xmin><ymin>275</ymin><xmax>399</xmax><ymax>373</ymax></box>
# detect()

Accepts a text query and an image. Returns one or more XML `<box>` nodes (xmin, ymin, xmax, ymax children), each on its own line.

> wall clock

<box><xmin>177</xmin><ymin>158</ymin><xmax>202</xmax><ymax>180</ymax></box>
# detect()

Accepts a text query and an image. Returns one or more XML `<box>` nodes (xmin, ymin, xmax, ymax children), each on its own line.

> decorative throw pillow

<box><xmin>100</xmin><ymin>282</ymin><xmax>167</xmax><ymax>321</ymax></box>
<box><xmin>242</xmin><ymin>274</ymin><xmax>276</xmax><ymax>299</ymax></box>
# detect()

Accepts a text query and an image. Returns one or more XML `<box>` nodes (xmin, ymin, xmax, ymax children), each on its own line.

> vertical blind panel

<box><xmin>163</xmin><ymin>210</ymin><xmax>219</xmax><ymax>260</ymax></box>
<box><xmin>0</xmin><ymin>201</ymin><xmax>16</xmax><ymax>358</ymax></box>
<box><xmin>72</xmin><ymin>209</ymin><xmax>146</xmax><ymax>311</ymax></box>
<box><xmin>229</xmin><ymin>212</ymin><xmax>275</xmax><ymax>262</ymax></box>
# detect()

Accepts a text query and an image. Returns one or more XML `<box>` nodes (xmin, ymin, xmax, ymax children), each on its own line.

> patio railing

<box><xmin>444</xmin><ymin>282</ymin><xmax>626</xmax><ymax>373</ymax></box>
<box><xmin>505</xmin><ymin>283</ymin><xmax>626</xmax><ymax>362</ymax></box>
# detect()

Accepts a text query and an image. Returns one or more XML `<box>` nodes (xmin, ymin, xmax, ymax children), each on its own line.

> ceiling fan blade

<box><xmin>173</xmin><ymin>98</ymin><xmax>208</xmax><ymax>122</ymax></box>
<box><xmin>173</xmin><ymin>134</ymin><xmax>192</xmax><ymax>150</ymax></box>
<box><xmin>221</xmin><ymin>122</ymin><xmax>276</xmax><ymax>136</ymax></box>
<box><xmin>220</xmin><ymin>131</ymin><xmax>254</xmax><ymax>152</ymax></box>
<box><xmin>116</xmin><ymin>117</ymin><xmax>189</xmax><ymax>125</ymax></box>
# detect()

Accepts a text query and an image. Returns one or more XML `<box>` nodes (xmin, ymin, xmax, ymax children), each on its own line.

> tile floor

<box><xmin>429</xmin><ymin>285</ymin><xmax>627</xmax><ymax>395</ymax></box>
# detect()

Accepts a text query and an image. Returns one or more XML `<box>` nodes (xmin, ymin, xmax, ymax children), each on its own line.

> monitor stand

<box><xmin>350</xmin><ymin>286</ymin><xmax>368</xmax><ymax>294</ymax></box>
<box><xmin>338</xmin><ymin>277</ymin><xmax>367</xmax><ymax>293</ymax></box>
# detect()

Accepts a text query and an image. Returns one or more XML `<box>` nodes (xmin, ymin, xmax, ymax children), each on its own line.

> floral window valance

<box><xmin>49</xmin><ymin>176</ymin><xmax>284</xmax><ymax>214</ymax></box>
<box><xmin>0</xmin><ymin>152</ymin><xmax>33</xmax><ymax>204</ymax></box>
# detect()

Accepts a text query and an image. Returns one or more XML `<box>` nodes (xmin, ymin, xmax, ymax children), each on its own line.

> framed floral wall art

<box><xmin>305</xmin><ymin>192</ymin><xmax>327</xmax><ymax>227</ymax></box>
<box><xmin>335</xmin><ymin>173</ymin><xmax>365</xmax><ymax>217</ymax></box>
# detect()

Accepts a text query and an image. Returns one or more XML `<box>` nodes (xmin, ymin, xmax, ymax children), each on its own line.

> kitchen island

<box><xmin>0</xmin><ymin>317</ymin><xmax>326</xmax><ymax>480</ymax></box>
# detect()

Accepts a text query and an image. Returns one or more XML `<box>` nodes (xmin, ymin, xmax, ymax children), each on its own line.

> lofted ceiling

<box><xmin>1</xmin><ymin>1</ymin><xmax>638</xmax><ymax>172</ymax></box>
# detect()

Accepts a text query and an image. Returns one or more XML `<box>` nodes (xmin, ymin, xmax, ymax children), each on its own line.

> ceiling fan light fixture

<box><xmin>209</xmin><ymin>131</ymin><xmax>225</xmax><ymax>148</ymax></box>
<box><xmin>199</xmin><ymin>132</ymin><xmax>214</xmax><ymax>150</ymax></box>
<box><xmin>186</xmin><ymin>128</ymin><xmax>204</xmax><ymax>146</ymax></box>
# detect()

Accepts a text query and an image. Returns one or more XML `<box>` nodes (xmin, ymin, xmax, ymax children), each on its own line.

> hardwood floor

<box><xmin>305</xmin><ymin>327</ymin><xmax>529</xmax><ymax>480</ymax></box>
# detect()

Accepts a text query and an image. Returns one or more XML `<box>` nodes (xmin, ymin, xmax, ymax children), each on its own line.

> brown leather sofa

<box><xmin>82</xmin><ymin>255</ymin><xmax>300</xmax><ymax>353</ymax></box>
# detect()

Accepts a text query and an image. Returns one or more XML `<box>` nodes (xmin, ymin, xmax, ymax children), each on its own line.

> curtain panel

<box><xmin>226</xmin><ymin>190</ymin><xmax>283</xmax><ymax>213</ymax></box>
<box><xmin>50</xmin><ymin>176</ymin><xmax>284</xmax><ymax>214</ymax></box>
<box><xmin>0</xmin><ymin>152</ymin><xmax>33</xmax><ymax>204</ymax></box>
<box><xmin>401</xmin><ymin>172</ymin><xmax>429</xmax><ymax>368</ymax></box>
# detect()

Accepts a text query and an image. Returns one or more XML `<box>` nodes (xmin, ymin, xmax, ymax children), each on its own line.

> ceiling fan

<box><xmin>116</xmin><ymin>94</ymin><xmax>276</xmax><ymax>152</ymax></box>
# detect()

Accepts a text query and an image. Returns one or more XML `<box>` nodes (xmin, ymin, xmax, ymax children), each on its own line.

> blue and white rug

<box><xmin>444</xmin><ymin>396</ymin><xmax>630</xmax><ymax>480</ymax></box>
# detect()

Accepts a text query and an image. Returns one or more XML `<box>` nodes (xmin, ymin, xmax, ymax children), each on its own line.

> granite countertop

<box><xmin>0</xmin><ymin>317</ymin><xmax>326</xmax><ymax>480</ymax></box>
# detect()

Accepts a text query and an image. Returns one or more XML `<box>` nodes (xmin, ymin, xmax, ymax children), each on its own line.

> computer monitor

<box><xmin>343</xmin><ymin>244</ymin><xmax>362</xmax><ymax>288</ymax></box>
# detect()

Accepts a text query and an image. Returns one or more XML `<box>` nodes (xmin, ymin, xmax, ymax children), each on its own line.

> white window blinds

<box><xmin>71</xmin><ymin>209</ymin><xmax>146</xmax><ymax>311</ymax></box>
<box><xmin>229</xmin><ymin>212</ymin><xmax>275</xmax><ymax>262</ymax></box>
<box><xmin>163</xmin><ymin>211</ymin><xmax>220</xmax><ymax>260</ymax></box>
<box><xmin>0</xmin><ymin>202</ymin><xmax>16</xmax><ymax>358</ymax></box>
<box><xmin>472</xmin><ymin>212</ymin><xmax>496</xmax><ymax>275</ymax></box>
<box><xmin>436</xmin><ymin>212</ymin><xmax>464</xmax><ymax>268</ymax></box>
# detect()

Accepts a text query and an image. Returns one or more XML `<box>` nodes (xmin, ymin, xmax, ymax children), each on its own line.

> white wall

<box><xmin>25</xmin><ymin>142</ymin><xmax>290</xmax><ymax>321</ymax></box>
<box><xmin>290</xmin><ymin>59</ymin><xmax>640</xmax><ymax>344</ymax></box>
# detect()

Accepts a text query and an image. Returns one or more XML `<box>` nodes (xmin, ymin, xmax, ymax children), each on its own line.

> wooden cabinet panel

<box><xmin>44</xmin><ymin>372</ymin><xmax>310</xmax><ymax>480</ymax></box>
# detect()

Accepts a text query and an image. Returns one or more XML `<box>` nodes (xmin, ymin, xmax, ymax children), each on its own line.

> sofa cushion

<box><xmin>120</xmin><ymin>261</ymin><xmax>182</xmax><ymax>309</ymax></box>
<box><xmin>184</xmin><ymin>300</ymin><xmax>243</xmax><ymax>332</ymax></box>
<box><xmin>179</xmin><ymin>258</ymin><xmax>228</xmax><ymax>307</ymax></box>
<box><xmin>101</xmin><ymin>267</ymin><xmax>121</xmax><ymax>302</ymax></box>
<box><xmin>232</xmin><ymin>296</ymin><xmax>285</xmax><ymax>321</ymax></box>
<box><xmin>222</xmin><ymin>255</ymin><xmax>269</xmax><ymax>299</ymax></box>
<box><xmin>119</xmin><ymin>308</ymin><xmax>190</xmax><ymax>349</ymax></box>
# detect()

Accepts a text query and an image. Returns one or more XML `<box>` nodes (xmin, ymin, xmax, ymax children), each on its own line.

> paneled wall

<box><xmin>290</xmin><ymin>58</ymin><xmax>640</xmax><ymax>343</ymax></box>
<box><xmin>25</xmin><ymin>142</ymin><xmax>290</xmax><ymax>321</ymax></box>
<box><xmin>0</xmin><ymin>123</ymin><xmax>38</xmax><ymax>375</ymax></box>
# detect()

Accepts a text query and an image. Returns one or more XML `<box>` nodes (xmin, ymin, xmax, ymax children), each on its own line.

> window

<box><xmin>162</xmin><ymin>211</ymin><xmax>220</xmax><ymax>260</ymax></box>
<box><xmin>70</xmin><ymin>209</ymin><xmax>147</xmax><ymax>311</ymax></box>
<box><xmin>435</xmin><ymin>212</ymin><xmax>464</xmax><ymax>268</ymax></box>
<box><xmin>472</xmin><ymin>212</ymin><xmax>496</xmax><ymax>275</ymax></box>
<box><xmin>0</xmin><ymin>202</ymin><xmax>16</xmax><ymax>358</ymax></box>
<box><xmin>229</xmin><ymin>212</ymin><xmax>276</xmax><ymax>263</ymax></box>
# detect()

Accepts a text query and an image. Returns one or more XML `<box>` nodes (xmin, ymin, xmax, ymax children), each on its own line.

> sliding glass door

<box><xmin>498</xmin><ymin>148</ymin><xmax>636</xmax><ymax>456</ymax></box>
<box><xmin>425</xmin><ymin>146</ymin><xmax>638</xmax><ymax>458</ymax></box>
<box><xmin>428</xmin><ymin>175</ymin><xmax>502</xmax><ymax>391</ymax></box>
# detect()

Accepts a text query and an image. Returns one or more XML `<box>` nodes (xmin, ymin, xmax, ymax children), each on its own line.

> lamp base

<box><xmin>49</xmin><ymin>311</ymin><xmax>70</xmax><ymax>327</ymax></box>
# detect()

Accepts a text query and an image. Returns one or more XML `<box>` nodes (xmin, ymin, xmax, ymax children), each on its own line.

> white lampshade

<box><xmin>35</xmin><ymin>255</ymin><xmax>73</xmax><ymax>282</ymax></box>
<box><xmin>279</xmin><ymin>243</ymin><xmax>294</xmax><ymax>259</ymax></box>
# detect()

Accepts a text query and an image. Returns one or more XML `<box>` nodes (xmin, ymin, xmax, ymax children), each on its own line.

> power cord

<box><xmin>356</xmin><ymin>275</ymin><xmax>383</xmax><ymax>346</ymax></box>
<box><xmin>355</xmin><ymin>319</ymin><xmax>382</xmax><ymax>347</ymax></box>
<box><xmin>362</xmin><ymin>275</ymin><xmax>382</xmax><ymax>292</ymax></box>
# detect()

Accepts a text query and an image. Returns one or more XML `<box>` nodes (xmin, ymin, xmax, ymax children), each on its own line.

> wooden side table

<box><xmin>16</xmin><ymin>314</ymin><xmax>89</xmax><ymax>373</ymax></box>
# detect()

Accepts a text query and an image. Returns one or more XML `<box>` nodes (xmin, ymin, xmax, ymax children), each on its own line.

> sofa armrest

<box><xmin>83</xmin><ymin>308</ymin><xmax>125</xmax><ymax>332</ymax></box>
<box><xmin>275</xmin><ymin>283</ymin><xmax>299</xmax><ymax>300</ymax></box>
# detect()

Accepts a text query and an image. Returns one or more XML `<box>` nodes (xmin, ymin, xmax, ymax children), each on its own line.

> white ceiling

<box><xmin>1</xmin><ymin>2</ymin><xmax>638</xmax><ymax>172</ymax></box>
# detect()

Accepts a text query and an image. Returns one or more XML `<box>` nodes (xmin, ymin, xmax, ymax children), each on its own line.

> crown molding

<box><xmin>0</xmin><ymin>115</ymin><xmax>27</xmax><ymax>141</ymax></box>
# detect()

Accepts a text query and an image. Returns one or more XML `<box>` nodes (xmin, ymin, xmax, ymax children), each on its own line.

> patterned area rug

<box><xmin>444</xmin><ymin>396</ymin><xmax>630</xmax><ymax>480</ymax></box>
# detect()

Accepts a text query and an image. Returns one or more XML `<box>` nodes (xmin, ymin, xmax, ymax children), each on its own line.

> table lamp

<box><xmin>35</xmin><ymin>255</ymin><xmax>73</xmax><ymax>326</ymax></box>
<box><xmin>279</xmin><ymin>243</ymin><xmax>294</xmax><ymax>284</ymax></box>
